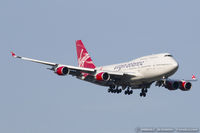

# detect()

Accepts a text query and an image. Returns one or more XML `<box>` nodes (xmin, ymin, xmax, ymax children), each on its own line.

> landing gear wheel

<box><xmin>140</xmin><ymin>88</ymin><xmax>147</xmax><ymax>97</ymax></box>
<box><xmin>117</xmin><ymin>89</ymin><xmax>122</xmax><ymax>93</ymax></box>
<box><xmin>124</xmin><ymin>91</ymin><xmax>127</xmax><ymax>95</ymax></box>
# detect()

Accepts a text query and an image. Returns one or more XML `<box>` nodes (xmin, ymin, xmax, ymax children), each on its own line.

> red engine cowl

<box><xmin>96</xmin><ymin>72</ymin><xmax>110</xmax><ymax>81</ymax></box>
<box><xmin>56</xmin><ymin>66</ymin><xmax>69</xmax><ymax>75</ymax></box>
<box><xmin>164</xmin><ymin>80</ymin><xmax>179</xmax><ymax>90</ymax></box>
<box><xmin>179</xmin><ymin>81</ymin><xmax>192</xmax><ymax>91</ymax></box>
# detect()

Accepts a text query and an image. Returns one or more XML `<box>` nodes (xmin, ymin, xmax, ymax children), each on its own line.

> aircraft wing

<box><xmin>107</xmin><ymin>71</ymin><xmax>138</xmax><ymax>79</ymax></box>
<box><xmin>11</xmin><ymin>52</ymin><xmax>139</xmax><ymax>82</ymax></box>
<box><xmin>11</xmin><ymin>52</ymin><xmax>95</xmax><ymax>76</ymax></box>
<box><xmin>94</xmin><ymin>70</ymin><xmax>140</xmax><ymax>86</ymax></box>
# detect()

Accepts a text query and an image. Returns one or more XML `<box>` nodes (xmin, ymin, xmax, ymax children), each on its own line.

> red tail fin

<box><xmin>76</xmin><ymin>40</ymin><xmax>96</xmax><ymax>68</ymax></box>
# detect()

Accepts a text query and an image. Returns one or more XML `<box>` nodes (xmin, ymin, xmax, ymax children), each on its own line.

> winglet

<box><xmin>192</xmin><ymin>74</ymin><xmax>197</xmax><ymax>81</ymax></box>
<box><xmin>11</xmin><ymin>52</ymin><xmax>17</xmax><ymax>58</ymax></box>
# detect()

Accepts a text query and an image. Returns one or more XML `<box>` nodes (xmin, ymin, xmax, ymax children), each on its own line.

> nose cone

<box><xmin>171</xmin><ymin>59</ymin><xmax>179</xmax><ymax>72</ymax></box>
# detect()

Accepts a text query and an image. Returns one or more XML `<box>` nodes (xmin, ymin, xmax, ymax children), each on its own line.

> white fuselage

<box><xmin>95</xmin><ymin>53</ymin><xmax>179</xmax><ymax>88</ymax></box>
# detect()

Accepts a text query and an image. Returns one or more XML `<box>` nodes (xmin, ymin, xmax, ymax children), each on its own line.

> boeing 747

<box><xmin>11</xmin><ymin>40</ymin><xmax>196</xmax><ymax>97</ymax></box>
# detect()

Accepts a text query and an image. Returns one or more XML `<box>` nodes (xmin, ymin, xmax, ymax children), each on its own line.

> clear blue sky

<box><xmin>1</xmin><ymin>0</ymin><xmax>200</xmax><ymax>133</ymax></box>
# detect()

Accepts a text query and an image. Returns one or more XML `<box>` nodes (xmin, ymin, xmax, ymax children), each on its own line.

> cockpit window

<box><xmin>165</xmin><ymin>55</ymin><xmax>173</xmax><ymax>57</ymax></box>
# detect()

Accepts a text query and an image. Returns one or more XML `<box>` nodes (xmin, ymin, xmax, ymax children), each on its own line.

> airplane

<box><xmin>11</xmin><ymin>40</ymin><xmax>197</xmax><ymax>97</ymax></box>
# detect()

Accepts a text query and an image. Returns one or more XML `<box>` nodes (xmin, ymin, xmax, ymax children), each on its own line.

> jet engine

<box><xmin>95</xmin><ymin>72</ymin><xmax>110</xmax><ymax>81</ymax></box>
<box><xmin>164</xmin><ymin>80</ymin><xmax>179</xmax><ymax>90</ymax></box>
<box><xmin>179</xmin><ymin>81</ymin><xmax>192</xmax><ymax>91</ymax></box>
<box><xmin>55</xmin><ymin>66</ymin><xmax>69</xmax><ymax>75</ymax></box>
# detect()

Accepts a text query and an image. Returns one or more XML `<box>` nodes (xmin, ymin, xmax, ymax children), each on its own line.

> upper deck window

<box><xmin>164</xmin><ymin>55</ymin><xmax>173</xmax><ymax>57</ymax></box>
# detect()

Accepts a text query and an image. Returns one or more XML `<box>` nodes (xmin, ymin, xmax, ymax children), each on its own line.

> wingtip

<box><xmin>11</xmin><ymin>51</ymin><xmax>17</xmax><ymax>58</ymax></box>
<box><xmin>192</xmin><ymin>74</ymin><xmax>197</xmax><ymax>80</ymax></box>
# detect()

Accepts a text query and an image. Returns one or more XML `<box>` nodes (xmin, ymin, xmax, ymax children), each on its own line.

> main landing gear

<box><xmin>124</xmin><ymin>87</ymin><xmax>133</xmax><ymax>95</ymax></box>
<box><xmin>108</xmin><ymin>86</ymin><xmax>133</xmax><ymax>95</ymax></box>
<box><xmin>108</xmin><ymin>85</ymin><xmax>122</xmax><ymax>94</ymax></box>
<box><xmin>108</xmin><ymin>85</ymin><xmax>148</xmax><ymax>97</ymax></box>
<box><xmin>140</xmin><ymin>88</ymin><xmax>148</xmax><ymax>97</ymax></box>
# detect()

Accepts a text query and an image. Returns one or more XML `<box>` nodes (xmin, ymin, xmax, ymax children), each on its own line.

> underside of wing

<box><xmin>80</xmin><ymin>70</ymin><xmax>141</xmax><ymax>87</ymax></box>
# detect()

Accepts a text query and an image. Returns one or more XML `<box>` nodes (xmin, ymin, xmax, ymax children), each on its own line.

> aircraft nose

<box><xmin>172</xmin><ymin>59</ymin><xmax>179</xmax><ymax>71</ymax></box>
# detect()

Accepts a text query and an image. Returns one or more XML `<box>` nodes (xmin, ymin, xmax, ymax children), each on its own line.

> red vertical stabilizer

<box><xmin>76</xmin><ymin>40</ymin><xmax>96</xmax><ymax>69</ymax></box>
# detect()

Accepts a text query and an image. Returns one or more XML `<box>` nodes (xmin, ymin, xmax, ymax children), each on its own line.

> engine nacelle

<box><xmin>55</xmin><ymin>66</ymin><xmax>69</xmax><ymax>75</ymax></box>
<box><xmin>179</xmin><ymin>81</ymin><xmax>192</xmax><ymax>91</ymax></box>
<box><xmin>164</xmin><ymin>80</ymin><xmax>179</xmax><ymax>90</ymax></box>
<box><xmin>95</xmin><ymin>72</ymin><xmax>110</xmax><ymax>81</ymax></box>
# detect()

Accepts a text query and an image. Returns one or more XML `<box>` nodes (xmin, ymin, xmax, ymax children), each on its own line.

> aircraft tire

<box><xmin>124</xmin><ymin>91</ymin><xmax>127</xmax><ymax>95</ymax></box>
